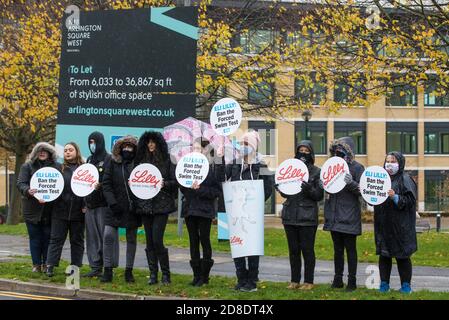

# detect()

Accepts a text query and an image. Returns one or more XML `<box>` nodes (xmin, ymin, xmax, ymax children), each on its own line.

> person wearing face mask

<box><xmin>101</xmin><ymin>136</ymin><xmax>141</xmax><ymax>283</ymax></box>
<box><xmin>180</xmin><ymin>138</ymin><xmax>222</xmax><ymax>287</ymax></box>
<box><xmin>46</xmin><ymin>142</ymin><xmax>85</xmax><ymax>277</ymax></box>
<box><xmin>134</xmin><ymin>131</ymin><xmax>177</xmax><ymax>285</ymax></box>
<box><xmin>83</xmin><ymin>132</ymin><xmax>112</xmax><ymax>278</ymax></box>
<box><xmin>17</xmin><ymin>142</ymin><xmax>62</xmax><ymax>273</ymax></box>
<box><xmin>374</xmin><ymin>152</ymin><xmax>417</xmax><ymax>294</ymax></box>
<box><xmin>324</xmin><ymin>136</ymin><xmax>365</xmax><ymax>291</ymax></box>
<box><xmin>225</xmin><ymin>130</ymin><xmax>274</xmax><ymax>292</ymax></box>
<box><xmin>276</xmin><ymin>140</ymin><xmax>323</xmax><ymax>290</ymax></box>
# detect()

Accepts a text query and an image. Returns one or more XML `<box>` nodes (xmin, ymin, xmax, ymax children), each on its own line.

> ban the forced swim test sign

<box><xmin>360</xmin><ymin>166</ymin><xmax>391</xmax><ymax>205</ymax></box>
<box><xmin>30</xmin><ymin>167</ymin><xmax>64</xmax><ymax>202</ymax></box>
<box><xmin>175</xmin><ymin>152</ymin><xmax>209</xmax><ymax>188</ymax></box>
<box><xmin>210</xmin><ymin>98</ymin><xmax>242</xmax><ymax>136</ymax></box>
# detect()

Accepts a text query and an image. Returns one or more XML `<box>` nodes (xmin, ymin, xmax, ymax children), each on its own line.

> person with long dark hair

<box><xmin>17</xmin><ymin>142</ymin><xmax>61</xmax><ymax>273</ymax></box>
<box><xmin>375</xmin><ymin>152</ymin><xmax>417</xmax><ymax>294</ymax></box>
<box><xmin>46</xmin><ymin>142</ymin><xmax>85</xmax><ymax>277</ymax></box>
<box><xmin>134</xmin><ymin>131</ymin><xmax>177</xmax><ymax>285</ymax></box>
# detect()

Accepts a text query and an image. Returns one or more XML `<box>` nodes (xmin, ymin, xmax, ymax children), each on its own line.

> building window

<box><xmin>424</xmin><ymin>78</ymin><xmax>449</xmax><ymax>107</ymax></box>
<box><xmin>248</xmin><ymin>80</ymin><xmax>274</xmax><ymax>106</ymax></box>
<box><xmin>295</xmin><ymin>121</ymin><xmax>327</xmax><ymax>155</ymax></box>
<box><xmin>334</xmin><ymin>75</ymin><xmax>366</xmax><ymax>104</ymax></box>
<box><xmin>239</xmin><ymin>29</ymin><xmax>276</xmax><ymax>54</ymax></box>
<box><xmin>295</xmin><ymin>72</ymin><xmax>327</xmax><ymax>105</ymax></box>
<box><xmin>334</xmin><ymin>122</ymin><xmax>366</xmax><ymax>154</ymax></box>
<box><xmin>386</xmin><ymin>81</ymin><xmax>417</xmax><ymax>107</ymax></box>
<box><xmin>386</xmin><ymin>122</ymin><xmax>417</xmax><ymax>154</ymax></box>
<box><xmin>425</xmin><ymin>123</ymin><xmax>449</xmax><ymax>154</ymax></box>
<box><xmin>247</xmin><ymin>121</ymin><xmax>276</xmax><ymax>156</ymax></box>
<box><xmin>425</xmin><ymin>170</ymin><xmax>449</xmax><ymax>211</ymax></box>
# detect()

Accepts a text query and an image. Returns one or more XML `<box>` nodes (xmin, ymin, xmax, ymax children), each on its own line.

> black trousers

<box><xmin>379</xmin><ymin>255</ymin><xmax>412</xmax><ymax>285</ymax></box>
<box><xmin>234</xmin><ymin>256</ymin><xmax>259</xmax><ymax>284</ymax></box>
<box><xmin>185</xmin><ymin>215</ymin><xmax>212</xmax><ymax>260</ymax></box>
<box><xmin>330</xmin><ymin>231</ymin><xmax>358</xmax><ymax>279</ymax></box>
<box><xmin>284</xmin><ymin>224</ymin><xmax>317</xmax><ymax>284</ymax></box>
<box><xmin>46</xmin><ymin>218</ymin><xmax>85</xmax><ymax>267</ymax></box>
<box><xmin>142</xmin><ymin>214</ymin><xmax>168</xmax><ymax>255</ymax></box>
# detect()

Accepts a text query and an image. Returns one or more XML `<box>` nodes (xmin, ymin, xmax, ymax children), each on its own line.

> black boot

<box><xmin>82</xmin><ymin>268</ymin><xmax>103</xmax><ymax>278</ymax></box>
<box><xmin>346</xmin><ymin>276</ymin><xmax>357</xmax><ymax>292</ymax></box>
<box><xmin>189</xmin><ymin>259</ymin><xmax>201</xmax><ymax>286</ymax></box>
<box><xmin>46</xmin><ymin>265</ymin><xmax>54</xmax><ymax>277</ymax></box>
<box><xmin>241</xmin><ymin>266</ymin><xmax>258</xmax><ymax>292</ymax></box>
<box><xmin>331</xmin><ymin>275</ymin><xmax>344</xmax><ymax>288</ymax></box>
<box><xmin>145</xmin><ymin>249</ymin><xmax>158</xmax><ymax>285</ymax></box>
<box><xmin>125</xmin><ymin>268</ymin><xmax>135</xmax><ymax>283</ymax></box>
<box><xmin>101</xmin><ymin>267</ymin><xmax>113</xmax><ymax>283</ymax></box>
<box><xmin>234</xmin><ymin>269</ymin><xmax>248</xmax><ymax>291</ymax></box>
<box><xmin>195</xmin><ymin>259</ymin><xmax>214</xmax><ymax>287</ymax></box>
<box><xmin>157</xmin><ymin>249</ymin><xmax>171</xmax><ymax>285</ymax></box>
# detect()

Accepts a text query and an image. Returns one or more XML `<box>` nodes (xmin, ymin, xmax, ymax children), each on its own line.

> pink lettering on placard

<box><xmin>322</xmin><ymin>163</ymin><xmax>345</xmax><ymax>187</ymax></box>
<box><xmin>130</xmin><ymin>170</ymin><xmax>160</xmax><ymax>187</ymax></box>
<box><xmin>230</xmin><ymin>236</ymin><xmax>243</xmax><ymax>245</ymax></box>
<box><xmin>73</xmin><ymin>170</ymin><xmax>97</xmax><ymax>187</ymax></box>
<box><xmin>276</xmin><ymin>165</ymin><xmax>307</xmax><ymax>182</ymax></box>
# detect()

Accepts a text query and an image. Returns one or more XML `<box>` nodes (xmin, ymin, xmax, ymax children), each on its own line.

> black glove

<box><xmin>110</xmin><ymin>204</ymin><xmax>121</xmax><ymax>215</ymax></box>
<box><xmin>301</xmin><ymin>181</ymin><xmax>312</xmax><ymax>192</ymax></box>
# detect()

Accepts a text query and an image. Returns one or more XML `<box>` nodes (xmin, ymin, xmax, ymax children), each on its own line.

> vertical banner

<box><xmin>222</xmin><ymin>180</ymin><xmax>265</xmax><ymax>258</ymax></box>
<box><xmin>217</xmin><ymin>212</ymin><xmax>229</xmax><ymax>241</ymax></box>
<box><xmin>56</xmin><ymin>7</ymin><xmax>198</xmax><ymax>158</ymax></box>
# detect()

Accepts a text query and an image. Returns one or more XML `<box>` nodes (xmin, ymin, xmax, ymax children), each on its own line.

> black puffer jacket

<box><xmin>225</xmin><ymin>154</ymin><xmax>274</xmax><ymax>201</ymax></box>
<box><xmin>133</xmin><ymin>131</ymin><xmax>177</xmax><ymax>215</ymax></box>
<box><xmin>16</xmin><ymin>142</ymin><xmax>62</xmax><ymax>225</ymax></box>
<box><xmin>52</xmin><ymin>163</ymin><xmax>85</xmax><ymax>222</ymax></box>
<box><xmin>85</xmin><ymin>131</ymin><xmax>112</xmax><ymax>209</ymax></box>
<box><xmin>181</xmin><ymin>165</ymin><xmax>222</xmax><ymax>219</ymax></box>
<box><xmin>280</xmin><ymin>140</ymin><xmax>324</xmax><ymax>227</ymax></box>
<box><xmin>323</xmin><ymin>137</ymin><xmax>365</xmax><ymax>236</ymax></box>
<box><xmin>374</xmin><ymin>152</ymin><xmax>417</xmax><ymax>259</ymax></box>
<box><xmin>102</xmin><ymin>136</ymin><xmax>142</xmax><ymax>228</ymax></box>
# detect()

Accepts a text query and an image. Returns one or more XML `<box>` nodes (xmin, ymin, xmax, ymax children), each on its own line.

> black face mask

<box><xmin>335</xmin><ymin>150</ymin><xmax>346</xmax><ymax>159</ymax></box>
<box><xmin>121</xmin><ymin>150</ymin><xmax>135</xmax><ymax>161</ymax></box>
<box><xmin>296</xmin><ymin>152</ymin><xmax>313</xmax><ymax>164</ymax></box>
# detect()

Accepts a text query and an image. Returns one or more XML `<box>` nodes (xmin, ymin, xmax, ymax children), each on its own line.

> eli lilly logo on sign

<box><xmin>30</xmin><ymin>167</ymin><xmax>65</xmax><ymax>202</ymax></box>
<box><xmin>71</xmin><ymin>163</ymin><xmax>99</xmax><ymax>197</ymax></box>
<box><xmin>175</xmin><ymin>152</ymin><xmax>210</xmax><ymax>188</ymax></box>
<box><xmin>320</xmin><ymin>156</ymin><xmax>350</xmax><ymax>194</ymax></box>
<box><xmin>360</xmin><ymin>166</ymin><xmax>391</xmax><ymax>206</ymax></box>
<box><xmin>129</xmin><ymin>164</ymin><xmax>163</xmax><ymax>200</ymax></box>
<box><xmin>275</xmin><ymin>158</ymin><xmax>309</xmax><ymax>195</ymax></box>
<box><xmin>210</xmin><ymin>98</ymin><xmax>242</xmax><ymax>136</ymax></box>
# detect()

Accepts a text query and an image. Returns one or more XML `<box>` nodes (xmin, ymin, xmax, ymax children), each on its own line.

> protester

<box><xmin>46</xmin><ymin>142</ymin><xmax>85</xmax><ymax>277</ymax></box>
<box><xmin>374</xmin><ymin>152</ymin><xmax>417</xmax><ymax>294</ymax></box>
<box><xmin>278</xmin><ymin>140</ymin><xmax>323</xmax><ymax>290</ymax></box>
<box><xmin>180</xmin><ymin>138</ymin><xmax>221</xmax><ymax>287</ymax></box>
<box><xmin>323</xmin><ymin>136</ymin><xmax>364</xmax><ymax>291</ymax></box>
<box><xmin>226</xmin><ymin>130</ymin><xmax>274</xmax><ymax>292</ymax></box>
<box><xmin>83</xmin><ymin>132</ymin><xmax>112</xmax><ymax>278</ymax></box>
<box><xmin>17</xmin><ymin>142</ymin><xmax>61</xmax><ymax>273</ymax></box>
<box><xmin>134</xmin><ymin>131</ymin><xmax>177</xmax><ymax>285</ymax></box>
<box><xmin>102</xmin><ymin>136</ymin><xmax>141</xmax><ymax>283</ymax></box>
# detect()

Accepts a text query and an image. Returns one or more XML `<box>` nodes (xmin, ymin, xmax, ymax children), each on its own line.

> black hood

<box><xmin>135</xmin><ymin>131</ymin><xmax>168</xmax><ymax>165</ymax></box>
<box><xmin>329</xmin><ymin>136</ymin><xmax>355</xmax><ymax>161</ymax></box>
<box><xmin>88</xmin><ymin>131</ymin><xmax>107</xmax><ymax>164</ymax></box>
<box><xmin>296</xmin><ymin>140</ymin><xmax>315</xmax><ymax>165</ymax></box>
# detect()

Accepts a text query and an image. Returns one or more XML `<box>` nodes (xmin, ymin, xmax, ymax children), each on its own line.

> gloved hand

<box><xmin>301</xmin><ymin>181</ymin><xmax>312</xmax><ymax>192</ymax></box>
<box><xmin>344</xmin><ymin>173</ymin><xmax>353</xmax><ymax>185</ymax></box>
<box><xmin>110</xmin><ymin>204</ymin><xmax>121</xmax><ymax>215</ymax></box>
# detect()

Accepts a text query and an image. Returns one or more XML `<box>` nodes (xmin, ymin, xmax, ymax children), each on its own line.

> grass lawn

<box><xmin>0</xmin><ymin>257</ymin><xmax>448</xmax><ymax>300</ymax></box>
<box><xmin>1</xmin><ymin>223</ymin><xmax>449</xmax><ymax>267</ymax></box>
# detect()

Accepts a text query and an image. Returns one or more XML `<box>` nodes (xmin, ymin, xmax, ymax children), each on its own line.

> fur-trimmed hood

<box><xmin>112</xmin><ymin>135</ymin><xmax>138</xmax><ymax>163</ymax></box>
<box><xmin>29</xmin><ymin>142</ymin><xmax>57</xmax><ymax>163</ymax></box>
<box><xmin>329</xmin><ymin>136</ymin><xmax>355</xmax><ymax>162</ymax></box>
<box><xmin>135</xmin><ymin>131</ymin><xmax>169</xmax><ymax>165</ymax></box>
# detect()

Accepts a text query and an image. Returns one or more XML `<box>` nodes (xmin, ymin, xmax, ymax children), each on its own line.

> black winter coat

<box><xmin>280</xmin><ymin>140</ymin><xmax>324</xmax><ymax>227</ymax></box>
<box><xmin>181</xmin><ymin>165</ymin><xmax>222</xmax><ymax>220</ymax></box>
<box><xmin>323</xmin><ymin>137</ymin><xmax>365</xmax><ymax>236</ymax></box>
<box><xmin>52</xmin><ymin>163</ymin><xmax>85</xmax><ymax>222</ymax></box>
<box><xmin>17</xmin><ymin>160</ymin><xmax>61</xmax><ymax>225</ymax></box>
<box><xmin>374</xmin><ymin>152</ymin><xmax>418</xmax><ymax>258</ymax></box>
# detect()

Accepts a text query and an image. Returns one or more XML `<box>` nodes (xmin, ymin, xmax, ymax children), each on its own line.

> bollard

<box><xmin>436</xmin><ymin>213</ymin><xmax>441</xmax><ymax>233</ymax></box>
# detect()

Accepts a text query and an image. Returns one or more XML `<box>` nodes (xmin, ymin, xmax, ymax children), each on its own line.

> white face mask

<box><xmin>385</xmin><ymin>162</ymin><xmax>399</xmax><ymax>175</ymax></box>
